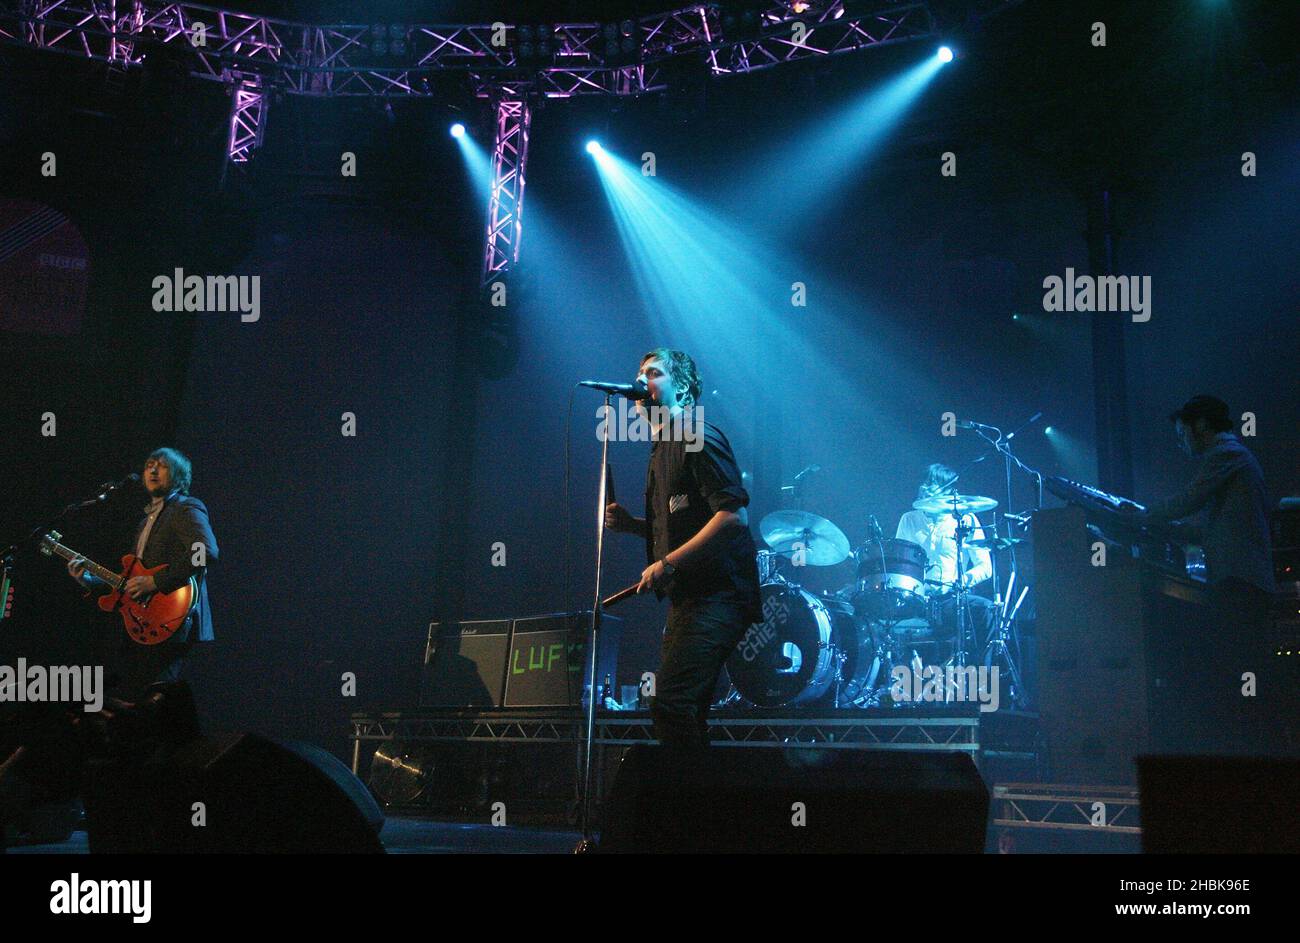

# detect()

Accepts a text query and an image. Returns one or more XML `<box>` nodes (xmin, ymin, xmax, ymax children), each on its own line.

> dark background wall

<box><xmin>2</xmin><ymin>0</ymin><xmax>1295</xmax><ymax>758</ymax></box>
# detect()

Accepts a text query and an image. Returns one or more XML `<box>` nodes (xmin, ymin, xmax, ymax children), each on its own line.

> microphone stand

<box><xmin>574</xmin><ymin>393</ymin><xmax>614</xmax><ymax>853</ymax></box>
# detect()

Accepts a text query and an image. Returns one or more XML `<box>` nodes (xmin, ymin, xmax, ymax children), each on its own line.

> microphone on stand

<box><xmin>1006</xmin><ymin>411</ymin><xmax>1043</xmax><ymax>441</ymax></box>
<box><xmin>793</xmin><ymin>464</ymin><xmax>821</xmax><ymax>484</ymax></box>
<box><xmin>578</xmin><ymin>379</ymin><xmax>649</xmax><ymax>400</ymax></box>
<box><xmin>71</xmin><ymin>474</ymin><xmax>142</xmax><ymax>510</ymax></box>
<box><xmin>96</xmin><ymin>473</ymin><xmax>141</xmax><ymax>499</ymax></box>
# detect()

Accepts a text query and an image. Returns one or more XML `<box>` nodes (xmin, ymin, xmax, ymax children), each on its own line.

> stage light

<box><xmin>1044</xmin><ymin>426</ymin><xmax>1055</xmax><ymax>435</ymax></box>
<box><xmin>450</xmin><ymin>123</ymin><xmax>466</xmax><ymax>138</ymax></box>
<box><xmin>586</xmin><ymin>140</ymin><xmax>603</xmax><ymax>155</ymax></box>
<box><xmin>937</xmin><ymin>46</ymin><xmax>954</xmax><ymax>63</ymax></box>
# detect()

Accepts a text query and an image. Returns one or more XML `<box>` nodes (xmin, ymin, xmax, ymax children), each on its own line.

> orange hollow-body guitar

<box><xmin>40</xmin><ymin>531</ymin><xmax>196</xmax><ymax>645</ymax></box>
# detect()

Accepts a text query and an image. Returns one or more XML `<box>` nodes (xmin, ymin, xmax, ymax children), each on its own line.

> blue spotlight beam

<box><xmin>722</xmin><ymin>51</ymin><xmax>949</xmax><ymax>227</ymax></box>
<box><xmin>452</xmin><ymin>122</ymin><xmax>493</xmax><ymax>204</ymax></box>
<box><xmin>587</xmin><ymin>145</ymin><xmax>945</xmax><ymax>456</ymax></box>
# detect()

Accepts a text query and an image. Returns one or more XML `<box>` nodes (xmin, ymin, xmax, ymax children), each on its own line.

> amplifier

<box><xmin>503</xmin><ymin>611</ymin><xmax>623</xmax><ymax>709</ymax></box>
<box><xmin>420</xmin><ymin>619</ymin><xmax>512</xmax><ymax>708</ymax></box>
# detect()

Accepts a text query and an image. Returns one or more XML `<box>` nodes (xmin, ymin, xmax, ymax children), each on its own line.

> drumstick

<box><xmin>602</xmin><ymin>582</ymin><xmax>641</xmax><ymax>609</ymax></box>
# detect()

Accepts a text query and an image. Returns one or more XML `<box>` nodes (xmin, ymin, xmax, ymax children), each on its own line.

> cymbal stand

<box><xmin>948</xmin><ymin>498</ymin><xmax>975</xmax><ymax>677</ymax></box>
<box><xmin>982</xmin><ymin>570</ymin><xmax>1031</xmax><ymax>710</ymax></box>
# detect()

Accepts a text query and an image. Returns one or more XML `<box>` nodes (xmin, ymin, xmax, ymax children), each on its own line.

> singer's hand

<box><xmin>637</xmin><ymin>560</ymin><xmax>668</xmax><ymax>594</ymax></box>
<box><xmin>605</xmin><ymin>502</ymin><xmax>635</xmax><ymax>533</ymax></box>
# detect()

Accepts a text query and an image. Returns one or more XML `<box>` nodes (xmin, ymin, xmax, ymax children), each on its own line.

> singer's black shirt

<box><xmin>644</xmin><ymin>414</ymin><xmax>761</xmax><ymax>622</ymax></box>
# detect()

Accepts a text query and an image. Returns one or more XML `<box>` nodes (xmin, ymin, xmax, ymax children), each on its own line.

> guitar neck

<box><xmin>46</xmin><ymin>542</ymin><xmax>121</xmax><ymax>587</ymax></box>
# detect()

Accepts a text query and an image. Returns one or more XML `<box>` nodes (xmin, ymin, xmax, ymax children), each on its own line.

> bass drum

<box><xmin>726</xmin><ymin>583</ymin><xmax>856</xmax><ymax>708</ymax></box>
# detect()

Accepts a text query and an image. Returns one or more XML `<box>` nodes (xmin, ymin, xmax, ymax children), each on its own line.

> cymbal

<box><xmin>759</xmin><ymin>510</ymin><xmax>851</xmax><ymax>566</ymax></box>
<box><xmin>911</xmin><ymin>493</ymin><xmax>999</xmax><ymax>516</ymax></box>
<box><xmin>966</xmin><ymin>536</ymin><xmax>1026</xmax><ymax>551</ymax></box>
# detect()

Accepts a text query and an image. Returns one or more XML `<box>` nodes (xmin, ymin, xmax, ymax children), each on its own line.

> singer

<box><xmin>604</xmin><ymin>348</ymin><xmax>761</xmax><ymax>750</ymax></box>
<box><xmin>67</xmin><ymin>447</ymin><xmax>218</xmax><ymax>700</ymax></box>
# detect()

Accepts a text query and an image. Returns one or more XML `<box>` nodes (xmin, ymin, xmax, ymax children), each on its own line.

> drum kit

<box><xmin>722</xmin><ymin>493</ymin><xmax>1031</xmax><ymax>711</ymax></box>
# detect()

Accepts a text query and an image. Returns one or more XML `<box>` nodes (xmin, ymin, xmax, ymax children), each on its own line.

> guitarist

<box><xmin>67</xmin><ymin>448</ymin><xmax>218</xmax><ymax>700</ymax></box>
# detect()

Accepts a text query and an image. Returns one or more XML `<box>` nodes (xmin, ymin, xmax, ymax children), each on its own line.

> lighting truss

<box><xmin>482</xmin><ymin>96</ymin><xmax>531</xmax><ymax>284</ymax></box>
<box><xmin>1</xmin><ymin>1</ymin><xmax>1020</xmax><ymax>283</ymax></box>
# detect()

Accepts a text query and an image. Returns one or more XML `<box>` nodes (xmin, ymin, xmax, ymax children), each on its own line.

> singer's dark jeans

<box><xmin>652</xmin><ymin>594</ymin><xmax>750</xmax><ymax>750</ymax></box>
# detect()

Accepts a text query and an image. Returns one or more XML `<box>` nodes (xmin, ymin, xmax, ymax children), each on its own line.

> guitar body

<box><xmin>96</xmin><ymin>556</ymin><xmax>196</xmax><ymax>646</ymax></box>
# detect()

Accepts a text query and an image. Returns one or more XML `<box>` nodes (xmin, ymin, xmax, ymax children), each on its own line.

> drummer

<box><xmin>894</xmin><ymin>463</ymin><xmax>996</xmax><ymax>639</ymax></box>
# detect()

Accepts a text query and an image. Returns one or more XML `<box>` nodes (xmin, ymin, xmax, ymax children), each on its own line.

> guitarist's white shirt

<box><xmin>135</xmin><ymin>495</ymin><xmax>166</xmax><ymax>559</ymax></box>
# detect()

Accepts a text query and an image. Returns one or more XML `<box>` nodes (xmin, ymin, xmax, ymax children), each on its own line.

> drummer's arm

<box><xmin>963</xmin><ymin>517</ymin><xmax>994</xmax><ymax>587</ymax></box>
<box><xmin>664</xmin><ymin>508</ymin><xmax>747</xmax><ymax>570</ymax></box>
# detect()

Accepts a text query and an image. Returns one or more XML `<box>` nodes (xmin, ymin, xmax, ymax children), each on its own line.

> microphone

<box><xmin>1006</xmin><ymin>411</ymin><xmax>1044</xmax><ymax>441</ymax></box>
<box><xmin>578</xmin><ymin>379</ymin><xmax>649</xmax><ymax>400</ymax></box>
<box><xmin>95</xmin><ymin>473</ymin><xmax>141</xmax><ymax>500</ymax></box>
<box><xmin>71</xmin><ymin>473</ymin><xmax>141</xmax><ymax>511</ymax></box>
<box><xmin>793</xmin><ymin>464</ymin><xmax>821</xmax><ymax>483</ymax></box>
<box><xmin>867</xmin><ymin>514</ymin><xmax>884</xmax><ymax>540</ymax></box>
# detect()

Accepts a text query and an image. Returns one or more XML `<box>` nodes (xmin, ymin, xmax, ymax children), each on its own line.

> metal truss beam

<box><xmin>992</xmin><ymin>783</ymin><xmax>1142</xmax><ymax>835</ymax></box>
<box><xmin>221</xmin><ymin>71</ymin><xmax>266</xmax><ymax>183</ymax></box>
<box><xmin>1</xmin><ymin>0</ymin><xmax>1020</xmax><ymax>289</ymax></box>
<box><xmin>482</xmin><ymin>96</ymin><xmax>530</xmax><ymax>285</ymax></box>
<box><xmin>348</xmin><ymin>709</ymin><xmax>984</xmax><ymax>772</ymax></box>
<box><xmin>0</xmin><ymin>2</ymin><xmax>979</xmax><ymax>99</ymax></box>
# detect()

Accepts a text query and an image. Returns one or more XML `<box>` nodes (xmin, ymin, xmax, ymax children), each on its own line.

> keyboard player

<box><xmin>1129</xmin><ymin>395</ymin><xmax>1275</xmax><ymax>754</ymax></box>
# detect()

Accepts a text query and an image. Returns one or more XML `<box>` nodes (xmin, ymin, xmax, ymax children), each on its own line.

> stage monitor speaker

<box><xmin>421</xmin><ymin>619</ymin><xmax>511</xmax><ymax>708</ymax></box>
<box><xmin>86</xmin><ymin>733</ymin><xmax>385</xmax><ymax>853</ymax></box>
<box><xmin>600</xmin><ymin>746</ymin><xmax>989</xmax><ymax>853</ymax></box>
<box><xmin>1137</xmin><ymin>755</ymin><xmax>1300</xmax><ymax>853</ymax></box>
<box><xmin>503</xmin><ymin>611</ymin><xmax>622</xmax><ymax>708</ymax></box>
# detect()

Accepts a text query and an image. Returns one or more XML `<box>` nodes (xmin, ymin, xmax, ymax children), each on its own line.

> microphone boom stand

<box><xmin>574</xmin><ymin>393</ymin><xmax>613</xmax><ymax>853</ymax></box>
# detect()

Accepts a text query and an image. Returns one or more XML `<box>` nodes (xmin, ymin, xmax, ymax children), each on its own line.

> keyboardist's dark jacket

<box><xmin>1147</xmin><ymin>434</ymin><xmax>1274</xmax><ymax>593</ymax></box>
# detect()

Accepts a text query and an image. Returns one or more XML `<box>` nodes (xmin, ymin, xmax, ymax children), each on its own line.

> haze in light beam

<box><xmin>588</xmin><ymin>146</ymin><xmax>941</xmax><ymax>461</ymax></box>
<box><xmin>722</xmin><ymin>53</ymin><xmax>948</xmax><ymax>231</ymax></box>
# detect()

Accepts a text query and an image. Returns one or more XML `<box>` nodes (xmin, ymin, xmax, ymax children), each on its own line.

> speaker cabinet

<box><xmin>600</xmin><ymin>746</ymin><xmax>989</xmax><ymax>853</ymax></box>
<box><xmin>86</xmin><ymin>733</ymin><xmax>385</xmax><ymax>853</ymax></box>
<box><xmin>1138</xmin><ymin>755</ymin><xmax>1300</xmax><ymax>853</ymax></box>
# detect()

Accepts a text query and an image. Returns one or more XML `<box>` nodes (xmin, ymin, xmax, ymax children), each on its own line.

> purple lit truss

<box><xmin>0</xmin><ymin>1</ymin><xmax>1020</xmax><ymax>282</ymax></box>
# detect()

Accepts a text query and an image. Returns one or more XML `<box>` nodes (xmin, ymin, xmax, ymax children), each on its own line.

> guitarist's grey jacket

<box><xmin>134</xmin><ymin>493</ymin><xmax>219</xmax><ymax>643</ymax></box>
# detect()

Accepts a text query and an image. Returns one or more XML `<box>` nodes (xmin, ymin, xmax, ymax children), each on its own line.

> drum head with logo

<box><xmin>727</xmin><ymin>584</ymin><xmax>835</xmax><ymax>707</ymax></box>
